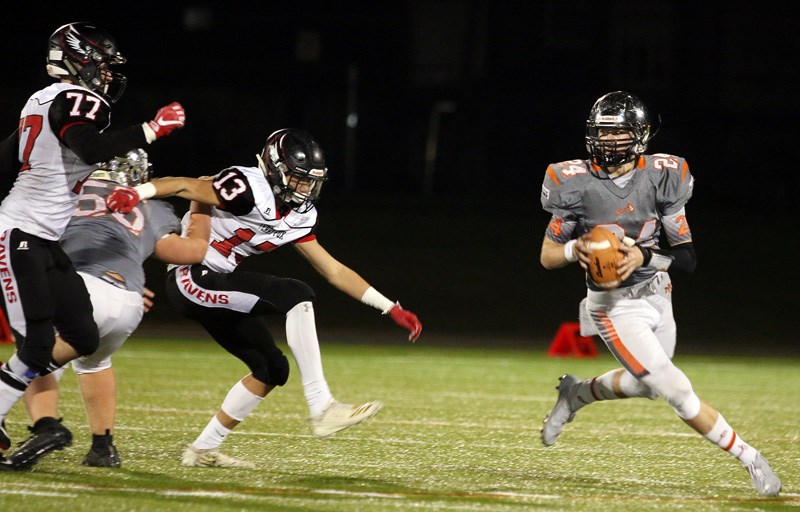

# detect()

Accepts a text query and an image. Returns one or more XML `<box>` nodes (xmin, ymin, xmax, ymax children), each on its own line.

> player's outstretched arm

<box><xmin>107</xmin><ymin>177</ymin><xmax>219</xmax><ymax>213</ymax></box>
<box><xmin>293</xmin><ymin>239</ymin><xmax>422</xmax><ymax>341</ymax></box>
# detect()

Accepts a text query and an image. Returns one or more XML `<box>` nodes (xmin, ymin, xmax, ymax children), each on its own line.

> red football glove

<box><xmin>106</xmin><ymin>186</ymin><xmax>140</xmax><ymax>214</ymax></box>
<box><xmin>388</xmin><ymin>303</ymin><xmax>422</xmax><ymax>342</ymax></box>
<box><xmin>147</xmin><ymin>102</ymin><xmax>186</xmax><ymax>139</ymax></box>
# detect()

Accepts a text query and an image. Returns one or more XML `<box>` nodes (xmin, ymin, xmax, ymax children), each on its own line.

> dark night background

<box><xmin>1</xmin><ymin>2</ymin><xmax>797</xmax><ymax>354</ymax></box>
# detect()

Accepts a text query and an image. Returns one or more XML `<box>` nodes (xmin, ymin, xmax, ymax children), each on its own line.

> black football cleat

<box><xmin>6</xmin><ymin>417</ymin><xmax>73</xmax><ymax>470</ymax></box>
<box><xmin>0</xmin><ymin>454</ymin><xmax>16</xmax><ymax>471</ymax></box>
<box><xmin>82</xmin><ymin>443</ymin><xmax>121</xmax><ymax>468</ymax></box>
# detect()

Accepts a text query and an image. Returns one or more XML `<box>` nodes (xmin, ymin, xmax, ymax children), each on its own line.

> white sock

<box><xmin>0</xmin><ymin>355</ymin><xmax>35</xmax><ymax>420</ymax></box>
<box><xmin>572</xmin><ymin>369</ymin><xmax>653</xmax><ymax>409</ymax></box>
<box><xmin>286</xmin><ymin>302</ymin><xmax>333</xmax><ymax>417</ymax></box>
<box><xmin>704</xmin><ymin>413</ymin><xmax>757</xmax><ymax>466</ymax></box>
<box><xmin>0</xmin><ymin>381</ymin><xmax>25</xmax><ymax>422</ymax></box>
<box><xmin>193</xmin><ymin>416</ymin><xmax>231</xmax><ymax>450</ymax></box>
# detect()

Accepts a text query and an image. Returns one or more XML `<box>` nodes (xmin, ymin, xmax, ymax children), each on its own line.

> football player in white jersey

<box><xmin>6</xmin><ymin>150</ymin><xmax>210</xmax><ymax>470</ymax></box>
<box><xmin>0</xmin><ymin>22</ymin><xmax>186</xmax><ymax>464</ymax></box>
<box><xmin>106</xmin><ymin>129</ymin><xmax>422</xmax><ymax>467</ymax></box>
<box><xmin>538</xmin><ymin>91</ymin><xmax>781</xmax><ymax>496</ymax></box>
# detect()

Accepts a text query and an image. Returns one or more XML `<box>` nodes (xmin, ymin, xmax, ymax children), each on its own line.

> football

<box><xmin>585</xmin><ymin>226</ymin><xmax>623</xmax><ymax>289</ymax></box>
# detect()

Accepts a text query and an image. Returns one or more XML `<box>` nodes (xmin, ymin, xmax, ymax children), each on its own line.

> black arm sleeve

<box><xmin>640</xmin><ymin>242</ymin><xmax>697</xmax><ymax>273</ymax></box>
<box><xmin>62</xmin><ymin>123</ymin><xmax>148</xmax><ymax>164</ymax></box>
<box><xmin>665</xmin><ymin>242</ymin><xmax>697</xmax><ymax>273</ymax></box>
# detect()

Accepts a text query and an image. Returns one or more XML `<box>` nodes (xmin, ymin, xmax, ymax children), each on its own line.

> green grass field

<box><xmin>0</xmin><ymin>337</ymin><xmax>797</xmax><ymax>512</ymax></box>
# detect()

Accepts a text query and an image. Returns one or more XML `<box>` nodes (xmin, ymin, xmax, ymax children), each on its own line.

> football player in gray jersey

<box><xmin>0</xmin><ymin>22</ymin><xmax>186</xmax><ymax>463</ymax></box>
<box><xmin>538</xmin><ymin>91</ymin><xmax>780</xmax><ymax>496</ymax></box>
<box><xmin>107</xmin><ymin>129</ymin><xmax>422</xmax><ymax>467</ymax></box>
<box><xmin>5</xmin><ymin>150</ymin><xmax>209</xmax><ymax>470</ymax></box>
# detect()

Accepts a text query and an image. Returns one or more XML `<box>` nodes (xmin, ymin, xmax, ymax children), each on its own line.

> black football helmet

<box><xmin>585</xmin><ymin>91</ymin><xmax>656</xmax><ymax>168</ymax></box>
<box><xmin>46</xmin><ymin>22</ymin><xmax>127</xmax><ymax>103</ymax></box>
<box><xmin>257</xmin><ymin>129</ymin><xmax>328</xmax><ymax>212</ymax></box>
<box><xmin>90</xmin><ymin>149</ymin><xmax>151</xmax><ymax>187</ymax></box>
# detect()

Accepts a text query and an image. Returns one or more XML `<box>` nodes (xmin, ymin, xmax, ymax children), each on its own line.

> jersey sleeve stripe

<box><xmin>294</xmin><ymin>234</ymin><xmax>317</xmax><ymax>244</ymax></box>
<box><xmin>546</xmin><ymin>166</ymin><xmax>560</xmax><ymax>187</ymax></box>
<box><xmin>681</xmin><ymin>161</ymin><xmax>689</xmax><ymax>181</ymax></box>
<box><xmin>58</xmin><ymin>120</ymin><xmax>90</xmax><ymax>139</ymax></box>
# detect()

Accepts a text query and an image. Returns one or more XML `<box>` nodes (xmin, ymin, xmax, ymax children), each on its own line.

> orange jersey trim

<box><xmin>546</xmin><ymin>166</ymin><xmax>560</xmax><ymax>187</ymax></box>
<box><xmin>681</xmin><ymin>161</ymin><xmax>689</xmax><ymax>181</ymax></box>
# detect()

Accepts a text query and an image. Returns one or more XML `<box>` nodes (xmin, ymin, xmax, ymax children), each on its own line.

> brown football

<box><xmin>586</xmin><ymin>226</ymin><xmax>623</xmax><ymax>289</ymax></box>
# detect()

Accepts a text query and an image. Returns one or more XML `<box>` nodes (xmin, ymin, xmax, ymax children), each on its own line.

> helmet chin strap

<box><xmin>256</xmin><ymin>153</ymin><xmax>268</xmax><ymax>176</ymax></box>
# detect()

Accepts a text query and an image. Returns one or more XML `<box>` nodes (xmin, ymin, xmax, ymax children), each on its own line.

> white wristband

<box><xmin>142</xmin><ymin>122</ymin><xmax>157</xmax><ymax>144</ymax></box>
<box><xmin>563</xmin><ymin>239</ymin><xmax>578</xmax><ymax>263</ymax></box>
<box><xmin>134</xmin><ymin>182</ymin><xmax>157</xmax><ymax>200</ymax></box>
<box><xmin>360</xmin><ymin>287</ymin><xmax>395</xmax><ymax>314</ymax></box>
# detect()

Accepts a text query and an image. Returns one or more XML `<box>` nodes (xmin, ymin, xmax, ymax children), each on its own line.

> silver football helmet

<box><xmin>585</xmin><ymin>91</ymin><xmax>657</xmax><ymax>168</ymax></box>
<box><xmin>91</xmin><ymin>149</ymin><xmax>151</xmax><ymax>186</ymax></box>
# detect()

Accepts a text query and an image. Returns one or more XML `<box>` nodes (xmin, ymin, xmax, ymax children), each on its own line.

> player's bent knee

<box><xmin>252</xmin><ymin>354</ymin><xmax>290</xmax><ymax>387</ymax></box>
<box><xmin>269</xmin><ymin>354</ymin><xmax>290</xmax><ymax>386</ymax></box>
<box><xmin>641</xmin><ymin>363</ymin><xmax>698</xmax><ymax>417</ymax></box>
<box><xmin>57</xmin><ymin>319</ymin><xmax>100</xmax><ymax>356</ymax></box>
<box><xmin>282</xmin><ymin>279</ymin><xmax>316</xmax><ymax>310</ymax></box>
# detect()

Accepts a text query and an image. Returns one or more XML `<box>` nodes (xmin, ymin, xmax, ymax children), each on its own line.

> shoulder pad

<box><xmin>213</xmin><ymin>167</ymin><xmax>256</xmax><ymax>216</ymax></box>
<box><xmin>50</xmin><ymin>88</ymin><xmax>111</xmax><ymax>134</ymax></box>
<box><xmin>541</xmin><ymin>160</ymin><xmax>588</xmax><ymax>217</ymax></box>
<box><xmin>545</xmin><ymin>159</ymin><xmax>591</xmax><ymax>187</ymax></box>
<box><xmin>640</xmin><ymin>154</ymin><xmax>694</xmax><ymax>214</ymax></box>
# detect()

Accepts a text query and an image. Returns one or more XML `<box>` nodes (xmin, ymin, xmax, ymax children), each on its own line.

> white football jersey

<box><xmin>180</xmin><ymin>165</ymin><xmax>318</xmax><ymax>273</ymax></box>
<box><xmin>0</xmin><ymin>83</ymin><xmax>111</xmax><ymax>240</ymax></box>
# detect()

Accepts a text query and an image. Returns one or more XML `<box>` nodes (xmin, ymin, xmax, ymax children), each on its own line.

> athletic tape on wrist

<box><xmin>563</xmin><ymin>239</ymin><xmax>578</xmax><ymax>263</ymax></box>
<box><xmin>360</xmin><ymin>287</ymin><xmax>395</xmax><ymax>314</ymax></box>
<box><xmin>135</xmin><ymin>182</ymin><xmax>157</xmax><ymax>200</ymax></box>
<box><xmin>142</xmin><ymin>122</ymin><xmax>156</xmax><ymax>144</ymax></box>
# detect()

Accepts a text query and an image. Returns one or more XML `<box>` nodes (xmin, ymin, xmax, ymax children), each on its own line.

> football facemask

<box><xmin>91</xmin><ymin>149</ymin><xmax>151</xmax><ymax>187</ymax></box>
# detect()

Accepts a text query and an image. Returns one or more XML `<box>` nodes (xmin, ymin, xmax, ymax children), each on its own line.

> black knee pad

<box><xmin>15</xmin><ymin>320</ymin><xmax>58</xmax><ymax>372</ymax></box>
<box><xmin>57</xmin><ymin>316</ymin><xmax>100</xmax><ymax>356</ymax></box>
<box><xmin>252</xmin><ymin>353</ymin><xmax>290</xmax><ymax>387</ymax></box>
<box><xmin>281</xmin><ymin>279</ymin><xmax>316</xmax><ymax>310</ymax></box>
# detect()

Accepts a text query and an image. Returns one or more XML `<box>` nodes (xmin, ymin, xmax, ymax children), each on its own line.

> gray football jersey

<box><xmin>541</xmin><ymin>154</ymin><xmax>694</xmax><ymax>288</ymax></box>
<box><xmin>60</xmin><ymin>179</ymin><xmax>181</xmax><ymax>294</ymax></box>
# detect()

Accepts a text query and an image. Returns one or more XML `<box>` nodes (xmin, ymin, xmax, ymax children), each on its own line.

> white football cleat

<box><xmin>180</xmin><ymin>444</ymin><xmax>255</xmax><ymax>468</ymax></box>
<box><xmin>541</xmin><ymin>374</ymin><xmax>581</xmax><ymax>447</ymax></box>
<box><xmin>746</xmin><ymin>452</ymin><xmax>781</xmax><ymax>497</ymax></box>
<box><xmin>310</xmin><ymin>399</ymin><xmax>383</xmax><ymax>438</ymax></box>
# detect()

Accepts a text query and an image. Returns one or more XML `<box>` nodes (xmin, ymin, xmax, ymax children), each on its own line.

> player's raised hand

<box><xmin>388</xmin><ymin>303</ymin><xmax>422</xmax><ymax>342</ymax></box>
<box><xmin>106</xmin><ymin>186</ymin><xmax>140</xmax><ymax>214</ymax></box>
<box><xmin>146</xmin><ymin>102</ymin><xmax>186</xmax><ymax>140</ymax></box>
